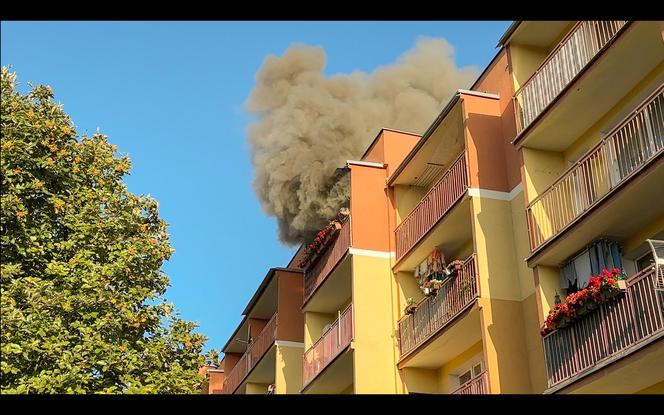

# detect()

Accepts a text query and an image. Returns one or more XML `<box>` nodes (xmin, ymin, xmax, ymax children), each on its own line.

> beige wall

<box><xmin>399</xmin><ymin>341</ymin><xmax>484</xmax><ymax>394</ymax></box>
<box><xmin>352</xmin><ymin>254</ymin><xmax>399</xmax><ymax>393</ymax></box>
<box><xmin>563</xmin><ymin>62</ymin><xmax>664</xmax><ymax>165</ymax></box>
<box><xmin>245</xmin><ymin>382</ymin><xmax>268</xmax><ymax>394</ymax></box>
<box><xmin>275</xmin><ymin>344</ymin><xmax>303</xmax><ymax>394</ymax></box>
<box><xmin>636</xmin><ymin>380</ymin><xmax>664</xmax><ymax>394</ymax></box>
<box><xmin>479</xmin><ymin>297</ymin><xmax>532</xmax><ymax>393</ymax></box>
<box><xmin>394</xmin><ymin>184</ymin><xmax>426</xmax><ymax>225</ymax></box>
<box><xmin>303</xmin><ymin>311</ymin><xmax>336</xmax><ymax>350</ymax></box>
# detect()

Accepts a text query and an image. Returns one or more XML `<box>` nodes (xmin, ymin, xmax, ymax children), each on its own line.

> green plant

<box><xmin>0</xmin><ymin>68</ymin><xmax>207</xmax><ymax>394</ymax></box>
<box><xmin>404</xmin><ymin>298</ymin><xmax>417</xmax><ymax>315</ymax></box>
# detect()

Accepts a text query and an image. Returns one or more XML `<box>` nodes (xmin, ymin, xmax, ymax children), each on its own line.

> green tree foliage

<box><xmin>0</xmin><ymin>68</ymin><xmax>207</xmax><ymax>393</ymax></box>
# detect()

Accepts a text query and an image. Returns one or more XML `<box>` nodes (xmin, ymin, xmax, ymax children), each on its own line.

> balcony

<box><xmin>451</xmin><ymin>370</ymin><xmax>490</xmax><ymax>395</ymax></box>
<box><xmin>542</xmin><ymin>267</ymin><xmax>664</xmax><ymax>390</ymax></box>
<box><xmin>302</xmin><ymin>304</ymin><xmax>353</xmax><ymax>388</ymax></box>
<box><xmin>515</xmin><ymin>21</ymin><xmax>628</xmax><ymax>135</ymax></box>
<box><xmin>514</xmin><ymin>21</ymin><xmax>664</xmax><ymax>154</ymax></box>
<box><xmin>397</xmin><ymin>254</ymin><xmax>479</xmax><ymax>359</ymax></box>
<box><xmin>222</xmin><ymin>313</ymin><xmax>277</xmax><ymax>394</ymax></box>
<box><xmin>303</xmin><ymin>217</ymin><xmax>351</xmax><ymax>303</ymax></box>
<box><xmin>526</xmin><ymin>86</ymin><xmax>664</xmax><ymax>254</ymax></box>
<box><xmin>395</xmin><ymin>152</ymin><xmax>469</xmax><ymax>263</ymax></box>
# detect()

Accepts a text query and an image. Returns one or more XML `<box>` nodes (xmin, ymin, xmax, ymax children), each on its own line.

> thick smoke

<box><xmin>246</xmin><ymin>37</ymin><xmax>479</xmax><ymax>245</ymax></box>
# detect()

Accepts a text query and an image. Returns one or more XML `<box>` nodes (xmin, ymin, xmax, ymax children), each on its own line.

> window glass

<box><xmin>458</xmin><ymin>370</ymin><xmax>472</xmax><ymax>385</ymax></box>
<box><xmin>637</xmin><ymin>252</ymin><xmax>654</xmax><ymax>272</ymax></box>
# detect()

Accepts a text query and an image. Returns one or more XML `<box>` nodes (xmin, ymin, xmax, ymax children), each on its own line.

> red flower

<box><xmin>612</xmin><ymin>268</ymin><xmax>620</xmax><ymax>275</ymax></box>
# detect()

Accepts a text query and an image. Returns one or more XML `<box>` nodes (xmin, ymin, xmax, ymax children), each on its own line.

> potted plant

<box><xmin>430</xmin><ymin>279</ymin><xmax>444</xmax><ymax>292</ymax></box>
<box><xmin>448</xmin><ymin>260</ymin><xmax>463</xmax><ymax>272</ymax></box>
<box><xmin>404</xmin><ymin>298</ymin><xmax>417</xmax><ymax>315</ymax></box>
<box><xmin>540</xmin><ymin>268</ymin><xmax>625</xmax><ymax>336</ymax></box>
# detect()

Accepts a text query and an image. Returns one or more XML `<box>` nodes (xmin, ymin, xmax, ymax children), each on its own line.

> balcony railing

<box><xmin>526</xmin><ymin>86</ymin><xmax>664</xmax><ymax>252</ymax></box>
<box><xmin>304</xmin><ymin>217</ymin><xmax>351</xmax><ymax>302</ymax></box>
<box><xmin>302</xmin><ymin>304</ymin><xmax>353</xmax><ymax>388</ymax></box>
<box><xmin>451</xmin><ymin>370</ymin><xmax>490</xmax><ymax>395</ymax></box>
<box><xmin>222</xmin><ymin>313</ymin><xmax>277</xmax><ymax>394</ymax></box>
<box><xmin>543</xmin><ymin>267</ymin><xmax>664</xmax><ymax>389</ymax></box>
<box><xmin>395</xmin><ymin>152</ymin><xmax>468</xmax><ymax>263</ymax></box>
<box><xmin>514</xmin><ymin>21</ymin><xmax>628</xmax><ymax>134</ymax></box>
<box><xmin>397</xmin><ymin>254</ymin><xmax>479</xmax><ymax>358</ymax></box>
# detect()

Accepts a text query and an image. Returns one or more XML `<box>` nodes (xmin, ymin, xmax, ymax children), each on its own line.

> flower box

<box><xmin>298</xmin><ymin>219</ymin><xmax>343</xmax><ymax>268</ymax></box>
<box><xmin>540</xmin><ymin>268</ymin><xmax>625</xmax><ymax>336</ymax></box>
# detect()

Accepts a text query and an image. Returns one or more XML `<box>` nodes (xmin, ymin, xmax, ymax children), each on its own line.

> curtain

<box><xmin>560</xmin><ymin>261</ymin><xmax>577</xmax><ymax>289</ymax></box>
<box><xmin>575</xmin><ymin>252</ymin><xmax>593</xmax><ymax>288</ymax></box>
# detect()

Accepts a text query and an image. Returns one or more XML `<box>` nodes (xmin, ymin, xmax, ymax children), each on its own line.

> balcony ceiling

<box><xmin>223</xmin><ymin>317</ymin><xmax>250</xmax><ymax>354</ymax></box>
<box><xmin>303</xmin><ymin>255</ymin><xmax>352</xmax><ymax>313</ymax></box>
<box><xmin>246</xmin><ymin>276</ymin><xmax>278</xmax><ymax>320</ymax></box>
<box><xmin>302</xmin><ymin>348</ymin><xmax>354</xmax><ymax>394</ymax></box>
<box><xmin>394</xmin><ymin>196</ymin><xmax>473</xmax><ymax>273</ymax></box>
<box><xmin>508</xmin><ymin>21</ymin><xmax>573</xmax><ymax>48</ymax></box>
<box><xmin>518</xmin><ymin>22</ymin><xmax>664</xmax><ymax>152</ymax></box>
<box><xmin>242</xmin><ymin>345</ymin><xmax>276</xmax><ymax>388</ymax></box>
<box><xmin>390</xmin><ymin>102</ymin><xmax>464</xmax><ymax>187</ymax></box>
<box><xmin>529</xmin><ymin>158</ymin><xmax>664</xmax><ymax>267</ymax></box>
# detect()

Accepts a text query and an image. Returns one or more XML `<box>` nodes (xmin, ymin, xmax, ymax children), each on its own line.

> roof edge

<box><xmin>241</xmin><ymin>267</ymin><xmax>303</xmax><ymax>316</ymax></box>
<box><xmin>497</xmin><ymin>21</ymin><xmax>522</xmax><ymax>47</ymax></box>
<box><xmin>387</xmin><ymin>92</ymin><xmax>462</xmax><ymax>186</ymax></box>
<box><xmin>360</xmin><ymin>128</ymin><xmax>422</xmax><ymax>161</ymax></box>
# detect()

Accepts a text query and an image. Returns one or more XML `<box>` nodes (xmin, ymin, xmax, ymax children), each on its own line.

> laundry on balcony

<box><xmin>559</xmin><ymin>238</ymin><xmax>623</xmax><ymax>291</ymax></box>
<box><xmin>414</xmin><ymin>248</ymin><xmax>448</xmax><ymax>292</ymax></box>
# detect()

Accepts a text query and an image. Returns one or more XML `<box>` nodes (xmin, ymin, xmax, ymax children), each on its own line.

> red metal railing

<box><xmin>222</xmin><ymin>313</ymin><xmax>278</xmax><ymax>394</ymax></box>
<box><xmin>543</xmin><ymin>267</ymin><xmax>664</xmax><ymax>389</ymax></box>
<box><xmin>514</xmin><ymin>21</ymin><xmax>628</xmax><ymax>133</ymax></box>
<box><xmin>526</xmin><ymin>86</ymin><xmax>664</xmax><ymax>252</ymax></box>
<box><xmin>304</xmin><ymin>218</ymin><xmax>351</xmax><ymax>301</ymax></box>
<box><xmin>397</xmin><ymin>254</ymin><xmax>479</xmax><ymax>357</ymax></box>
<box><xmin>302</xmin><ymin>304</ymin><xmax>353</xmax><ymax>387</ymax></box>
<box><xmin>395</xmin><ymin>152</ymin><xmax>469</xmax><ymax>262</ymax></box>
<box><xmin>451</xmin><ymin>370</ymin><xmax>490</xmax><ymax>395</ymax></box>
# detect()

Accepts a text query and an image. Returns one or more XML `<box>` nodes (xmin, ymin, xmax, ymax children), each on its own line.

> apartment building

<box><xmin>212</xmin><ymin>20</ymin><xmax>664</xmax><ymax>395</ymax></box>
<box><xmin>300</xmin><ymin>129</ymin><xmax>420</xmax><ymax>394</ymax></box>
<box><xmin>219</xmin><ymin>267</ymin><xmax>304</xmax><ymax>394</ymax></box>
<box><xmin>388</xmin><ymin>50</ymin><xmax>541</xmax><ymax>393</ymax></box>
<box><xmin>199</xmin><ymin>362</ymin><xmax>225</xmax><ymax>394</ymax></box>
<box><xmin>505</xmin><ymin>21</ymin><xmax>664</xmax><ymax>393</ymax></box>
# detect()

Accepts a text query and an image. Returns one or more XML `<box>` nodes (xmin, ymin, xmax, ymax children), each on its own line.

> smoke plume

<box><xmin>246</xmin><ymin>37</ymin><xmax>479</xmax><ymax>245</ymax></box>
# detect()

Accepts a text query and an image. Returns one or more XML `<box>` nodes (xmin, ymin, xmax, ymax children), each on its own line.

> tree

<box><xmin>0</xmin><ymin>67</ymin><xmax>207</xmax><ymax>393</ymax></box>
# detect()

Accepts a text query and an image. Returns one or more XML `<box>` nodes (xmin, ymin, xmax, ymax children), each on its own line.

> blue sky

<box><xmin>1</xmin><ymin>21</ymin><xmax>511</xmax><ymax>353</ymax></box>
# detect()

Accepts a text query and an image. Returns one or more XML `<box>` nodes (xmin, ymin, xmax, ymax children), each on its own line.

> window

<box><xmin>636</xmin><ymin>251</ymin><xmax>654</xmax><ymax>272</ymax></box>
<box><xmin>472</xmin><ymin>362</ymin><xmax>483</xmax><ymax>377</ymax></box>
<box><xmin>457</xmin><ymin>362</ymin><xmax>483</xmax><ymax>386</ymax></box>
<box><xmin>458</xmin><ymin>370</ymin><xmax>472</xmax><ymax>385</ymax></box>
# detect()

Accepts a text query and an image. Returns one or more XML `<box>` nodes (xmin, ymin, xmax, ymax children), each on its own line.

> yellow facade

<box><xmin>217</xmin><ymin>21</ymin><xmax>664</xmax><ymax>395</ymax></box>
<box><xmin>275</xmin><ymin>344</ymin><xmax>304</xmax><ymax>394</ymax></box>
<box><xmin>513</xmin><ymin>20</ymin><xmax>664</xmax><ymax>395</ymax></box>
<box><xmin>351</xmin><ymin>254</ymin><xmax>400</xmax><ymax>393</ymax></box>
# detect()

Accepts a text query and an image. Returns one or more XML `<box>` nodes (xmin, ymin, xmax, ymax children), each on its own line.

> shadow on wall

<box><xmin>474</xmin><ymin>198</ymin><xmax>533</xmax><ymax>393</ymax></box>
